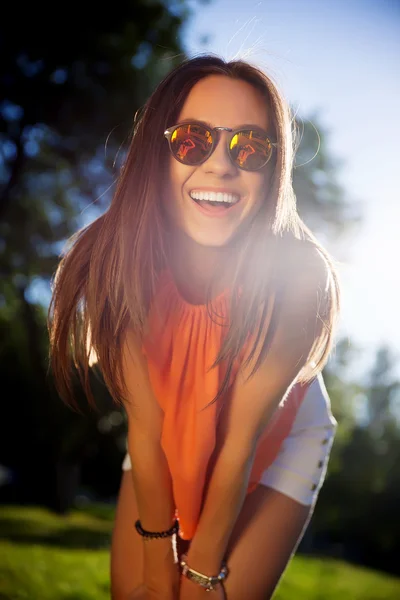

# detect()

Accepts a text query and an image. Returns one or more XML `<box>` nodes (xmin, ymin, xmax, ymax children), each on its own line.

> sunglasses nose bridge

<box><xmin>210</xmin><ymin>127</ymin><xmax>233</xmax><ymax>162</ymax></box>
<box><xmin>212</xmin><ymin>127</ymin><xmax>233</xmax><ymax>152</ymax></box>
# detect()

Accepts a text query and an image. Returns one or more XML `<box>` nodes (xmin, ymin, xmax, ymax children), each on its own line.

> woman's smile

<box><xmin>187</xmin><ymin>186</ymin><xmax>244</xmax><ymax>219</ymax></box>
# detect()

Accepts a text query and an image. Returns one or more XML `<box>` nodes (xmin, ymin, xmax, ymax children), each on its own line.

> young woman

<box><xmin>49</xmin><ymin>55</ymin><xmax>340</xmax><ymax>599</ymax></box>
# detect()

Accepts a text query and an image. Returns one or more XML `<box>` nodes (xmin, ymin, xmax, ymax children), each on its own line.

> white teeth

<box><xmin>189</xmin><ymin>191</ymin><xmax>240</xmax><ymax>204</ymax></box>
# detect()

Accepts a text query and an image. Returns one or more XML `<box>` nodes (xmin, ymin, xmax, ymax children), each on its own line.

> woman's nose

<box><xmin>201</xmin><ymin>132</ymin><xmax>237</xmax><ymax>177</ymax></box>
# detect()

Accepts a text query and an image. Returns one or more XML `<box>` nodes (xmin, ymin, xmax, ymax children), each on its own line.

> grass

<box><xmin>0</xmin><ymin>505</ymin><xmax>399</xmax><ymax>599</ymax></box>
<box><xmin>0</xmin><ymin>504</ymin><xmax>112</xmax><ymax>600</ymax></box>
<box><xmin>0</xmin><ymin>541</ymin><xmax>109</xmax><ymax>600</ymax></box>
<box><xmin>274</xmin><ymin>556</ymin><xmax>400</xmax><ymax>600</ymax></box>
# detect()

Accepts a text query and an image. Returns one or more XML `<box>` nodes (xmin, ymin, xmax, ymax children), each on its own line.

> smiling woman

<box><xmin>48</xmin><ymin>55</ymin><xmax>340</xmax><ymax>599</ymax></box>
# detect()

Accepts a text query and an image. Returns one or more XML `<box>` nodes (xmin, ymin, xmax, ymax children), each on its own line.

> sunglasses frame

<box><xmin>164</xmin><ymin>120</ymin><xmax>278</xmax><ymax>171</ymax></box>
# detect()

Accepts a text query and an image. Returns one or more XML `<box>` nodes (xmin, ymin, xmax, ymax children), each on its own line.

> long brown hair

<box><xmin>48</xmin><ymin>54</ymin><xmax>340</xmax><ymax>410</ymax></box>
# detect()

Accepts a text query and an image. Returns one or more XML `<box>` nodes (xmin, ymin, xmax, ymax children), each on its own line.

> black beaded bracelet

<box><xmin>135</xmin><ymin>518</ymin><xmax>179</xmax><ymax>539</ymax></box>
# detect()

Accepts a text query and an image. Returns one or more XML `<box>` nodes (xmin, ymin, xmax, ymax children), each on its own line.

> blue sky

<box><xmin>182</xmin><ymin>0</ymin><xmax>400</xmax><ymax>377</ymax></box>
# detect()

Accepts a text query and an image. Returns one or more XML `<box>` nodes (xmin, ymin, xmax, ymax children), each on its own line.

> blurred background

<box><xmin>0</xmin><ymin>0</ymin><xmax>399</xmax><ymax>598</ymax></box>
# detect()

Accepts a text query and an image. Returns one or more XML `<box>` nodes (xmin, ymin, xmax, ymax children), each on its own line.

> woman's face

<box><xmin>163</xmin><ymin>75</ymin><xmax>274</xmax><ymax>247</ymax></box>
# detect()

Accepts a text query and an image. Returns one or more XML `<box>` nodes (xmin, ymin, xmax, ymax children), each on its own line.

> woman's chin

<box><xmin>185</xmin><ymin>231</ymin><xmax>233</xmax><ymax>248</ymax></box>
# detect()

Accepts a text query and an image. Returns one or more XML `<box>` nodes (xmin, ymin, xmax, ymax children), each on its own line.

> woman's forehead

<box><xmin>178</xmin><ymin>75</ymin><xmax>270</xmax><ymax>131</ymax></box>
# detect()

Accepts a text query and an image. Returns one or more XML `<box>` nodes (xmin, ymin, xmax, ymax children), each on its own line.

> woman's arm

<box><xmin>185</xmin><ymin>249</ymin><xmax>330</xmax><ymax>576</ymax></box>
<box><xmin>122</xmin><ymin>329</ymin><xmax>176</xmax><ymax>531</ymax></box>
<box><xmin>127</xmin><ymin>429</ymin><xmax>176</xmax><ymax>532</ymax></box>
<box><xmin>112</xmin><ymin>330</ymin><xmax>179</xmax><ymax>598</ymax></box>
<box><xmin>180</xmin><ymin>373</ymin><xmax>337</xmax><ymax>599</ymax></box>
<box><xmin>126</xmin><ymin>433</ymin><xmax>179</xmax><ymax>597</ymax></box>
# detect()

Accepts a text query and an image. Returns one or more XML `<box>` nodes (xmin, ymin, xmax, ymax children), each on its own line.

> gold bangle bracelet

<box><xmin>180</xmin><ymin>553</ymin><xmax>228</xmax><ymax>592</ymax></box>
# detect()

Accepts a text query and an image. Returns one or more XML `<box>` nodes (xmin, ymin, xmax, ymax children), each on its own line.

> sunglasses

<box><xmin>164</xmin><ymin>121</ymin><xmax>277</xmax><ymax>172</ymax></box>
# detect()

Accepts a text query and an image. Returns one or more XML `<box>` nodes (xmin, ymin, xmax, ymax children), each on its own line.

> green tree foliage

<box><xmin>311</xmin><ymin>345</ymin><xmax>400</xmax><ymax>575</ymax></box>
<box><xmin>1</xmin><ymin>1</ymin><xmax>190</xmax><ymax>282</ymax></box>
<box><xmin>0</xmin><ymin>0</ymin><xmax>190</xmax><ymax>510</ymax></box>
<box><xmin>293</xmin><ymin>112</ymin><xmax>361</xmax><ymax>249</ymax></box>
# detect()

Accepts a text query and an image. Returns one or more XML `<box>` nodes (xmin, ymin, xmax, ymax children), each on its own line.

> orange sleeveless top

<box><xmin>142</xmin><ymin>270</ymin><xmax>310</xmax><ymax>540</ymax></box>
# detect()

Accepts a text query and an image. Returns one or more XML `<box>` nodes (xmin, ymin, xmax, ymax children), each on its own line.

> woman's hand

<box><xmin>179</xmin><ymin>575</ymin><xmax>226</xmax><ymax>599</ymax></box>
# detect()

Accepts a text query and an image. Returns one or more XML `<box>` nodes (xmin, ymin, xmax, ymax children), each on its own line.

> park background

<box><xmin>0</xmin><ymin>0</ymin><xmax>399</xmax><ymax>598</ymax></box>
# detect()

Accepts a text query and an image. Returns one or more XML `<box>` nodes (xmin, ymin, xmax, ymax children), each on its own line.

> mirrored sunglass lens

<box><xmin>229</xmin><ymin>130</ymin><xmax>272</xmax><ymax>170</ymax></box>
<box><xmin>169</xmin><ymin>124</ymin><xmax>213</xmax><ymax>164</ymax></box>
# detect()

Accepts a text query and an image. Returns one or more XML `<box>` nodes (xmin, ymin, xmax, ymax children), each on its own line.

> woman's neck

<box><xmin>168</xmin><ymin>231</ymin><xmax>233</xmax><ymax>305</ymax></box>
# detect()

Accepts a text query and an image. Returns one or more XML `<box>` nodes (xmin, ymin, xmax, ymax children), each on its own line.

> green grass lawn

<box><xmin>0</xmin><ymin>505</ymin><xmax>399</xmax><ymax>599</ymax></box>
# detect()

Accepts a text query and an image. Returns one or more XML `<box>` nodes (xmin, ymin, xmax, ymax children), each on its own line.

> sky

<box><xmin>181</xmin><ymin>0</ymin><xmax>400</xmax><ymax>378</ymax></box>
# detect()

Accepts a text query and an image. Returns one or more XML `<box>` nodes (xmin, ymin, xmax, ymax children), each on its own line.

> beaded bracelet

<box><xmin>135</xmin><ymin>518</ymin><xmax>179</xmax><ymax>540</ymax></box>
<box><xmin>180</xmin><ymin>553</ymin><xmax>229</xmax><ymax>592</ymax></box>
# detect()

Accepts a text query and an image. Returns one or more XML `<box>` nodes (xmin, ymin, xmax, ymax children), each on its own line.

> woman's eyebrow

<box><xmin>177</xmin><ymin>117</ymin><xmax>267</xmax><ymax>131</ymax></box>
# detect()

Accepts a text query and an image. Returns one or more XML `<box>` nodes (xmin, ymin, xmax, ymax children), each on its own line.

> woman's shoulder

<box><xmin>277</xmin><ymin>235</ymin><xmax>331</xmax><ymax>297</ymax></box>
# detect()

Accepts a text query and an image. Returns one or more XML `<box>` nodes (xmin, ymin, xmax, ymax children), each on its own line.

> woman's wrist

<box><xmin>136</xmin><ymin>516</ymin><xmax>179</xmax><ymax>538</ymax></box>
<box><xmin>186</xmin><ymin>545</ymin><xmax>224</xmax><ymax>575</ymax></box>
<box><xmin>143</xmin><ymin>536</ymin><xmax>180</xmax><ymax>594</ymax></box>
<box><xmin>180</xmin><ymin>552</ymin><xmax>228</xmax><ymax>592</ymax></box>
<box><xmin>143</xmin><ymin>534</ymin><xmax>178</xmax><ymax>567</ymax></box>
<box><xmin>143</xmin><ymin>533</ymin><xmax>175</xmax><ymax>551</ymax></box>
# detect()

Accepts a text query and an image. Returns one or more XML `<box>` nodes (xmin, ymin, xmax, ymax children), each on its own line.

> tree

<box><xmin>0</xmin><ymin>0</ymin><xmax>192</xmax><ymax>510</ymax></box>
<box><xmin>293</xmin><ymin>112</ymin><xmax>361</xmax><ymax>250</ymax></box>
<box><xmin>308</xmin><ymin>342</ymin><xmax>400</xmax><ymax>575</ymax></box>
<box><xmin>367</xmin><ymin>346</ymin><xmax>400</xmax><ymax>433</ymax></box>
<box><xmin>0</xmin><ymin>1</ymin><xmax>191</xmax><ymax>212</ymax></box>
<box><xmin>0</xmin><ymin>1</ymin><xmax>191</xmax><ymax>288</ymax></box>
